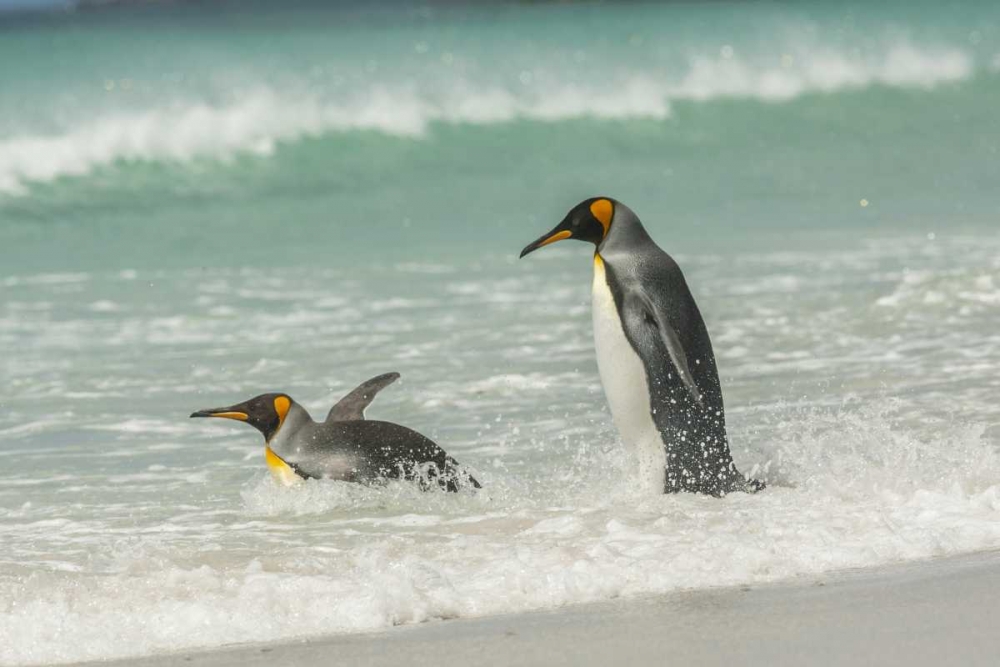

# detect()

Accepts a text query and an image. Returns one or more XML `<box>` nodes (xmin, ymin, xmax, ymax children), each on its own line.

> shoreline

<box><xmin>72</xmin><ymin>549</ymin><xmax>1000</xmax><ymax>667</ymax></box>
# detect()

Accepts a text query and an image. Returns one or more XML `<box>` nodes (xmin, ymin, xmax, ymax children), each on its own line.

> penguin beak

<box><xmin>519</xmin><ymin>226</ymin><xmax>573</xmax><ymax>258</ymax></box>
<box><xmin>190</xmin><ymin>407</ymin><xmax>249</xmax><ymax>421</ymax></box>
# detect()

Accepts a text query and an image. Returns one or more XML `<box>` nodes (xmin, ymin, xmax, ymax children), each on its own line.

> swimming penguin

<box><xmin>520</xmin><ymin>198</ymin><xmax>762</xmax><ymax>496</ymax></box>
<box><xmin>191</xmin><ymin>372</ymin><xmax>480</xmax><ymax>492</ymax></box>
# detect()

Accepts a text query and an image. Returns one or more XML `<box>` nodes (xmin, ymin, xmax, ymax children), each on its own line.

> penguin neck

<box><xmin>598</xmin><ymin>212</ymin><xmax>653</xmax><ymax>257</ymax></box>
<box><xmin>267</xmin><ymin>402</ymin><xmax>313</xmax><ymax>446</ymax></box>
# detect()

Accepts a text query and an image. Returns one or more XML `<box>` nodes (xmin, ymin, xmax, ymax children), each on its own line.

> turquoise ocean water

<box><xmin>1</xmin><ymin>1</ymin><xmax>1000</xmax><ymax>663</ymax></box>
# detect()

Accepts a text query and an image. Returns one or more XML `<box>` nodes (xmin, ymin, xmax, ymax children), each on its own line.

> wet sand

<box><xmin>73</xmin><ymin>549</ymin><xmax>1000</xmax><ymax>667</ymax></box>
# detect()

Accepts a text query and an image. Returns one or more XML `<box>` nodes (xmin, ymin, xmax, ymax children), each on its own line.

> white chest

<box><xmin>592</xmin><ymin>256</ymin><xmax>666</xmax><ymax>493</ymax></box>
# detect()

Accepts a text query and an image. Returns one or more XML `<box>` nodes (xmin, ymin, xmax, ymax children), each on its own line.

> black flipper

<box><xmin>622</xmin><ymin>289</ymin><xmax>703</xmax><ymax>407</ymax></box>
<box><xmin>618</xmin><ymin>283</ymin><xmax>762</xmax><ymax>495</ymax></box>
<box><xmin>326</xmin><ymin>372</ymin><xmax>401</xmax><ymax>422</ymax></box>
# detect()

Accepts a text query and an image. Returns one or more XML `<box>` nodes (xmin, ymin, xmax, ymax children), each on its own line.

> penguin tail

<box><xmin>723</xmin><ymin>471</ymin><xmax>765</xmax><ymax>495</ymax></box>
<box><xmin>443</xmin><ymin>468</ymin><xmax>481</xmax><ymax>493</ymax></box>
<box><xmin>413</xmin><ymin>458</ymin><xmax>482</xmax><ymax>493</ymax></box>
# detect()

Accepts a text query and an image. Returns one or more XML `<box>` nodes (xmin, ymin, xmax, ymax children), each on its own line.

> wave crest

<box><xmin>0</xmin><ymin>43</ymin><xmax>974</xmax><ymax>195</ymax></box>
<box><xmin>676</xmin><ymin>44</ymin><xmax>971</xmax><ymax>101</ymax></box>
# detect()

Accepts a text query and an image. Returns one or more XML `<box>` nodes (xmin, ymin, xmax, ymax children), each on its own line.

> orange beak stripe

<box><xmin>538</xmin><ymin>229</ymin><xmax>573</xmax><ymax>247</ymax></box>
<box><xmin>207</xmin><ymin>412</ymin><xmax>249</xmax><ymax>421</ymax></box>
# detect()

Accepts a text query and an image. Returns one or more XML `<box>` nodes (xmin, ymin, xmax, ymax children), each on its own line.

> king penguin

<box><xmin>191</xmin><ymin>372</ymin><xmax>480</xmax><ymax>492</ymax></box>
<box><xmin>520</xmin><ymin>198</ymin><xmax>762</xmax><ymax>496</ymax></box>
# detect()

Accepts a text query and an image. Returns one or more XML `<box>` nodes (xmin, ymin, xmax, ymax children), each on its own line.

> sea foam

<box><xmin>2</xmin><ymin>404</ymin><xmax>1000</xmax><ymax>666</ymax></box>
<box><xmin>2</xmin><ymin>235</ymin><xmax>1000</xmax><ymax>665</ymax></box>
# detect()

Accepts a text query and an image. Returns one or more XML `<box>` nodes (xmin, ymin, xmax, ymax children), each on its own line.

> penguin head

<box><xmin>190</xmin><ymin>393</ymin><xmax>294</xmax><ymax>441</ymax></box>
<box><xmin>519</xmin><ymin>197</ymin><xmax>616</xmax><ymax>258</ymax></box>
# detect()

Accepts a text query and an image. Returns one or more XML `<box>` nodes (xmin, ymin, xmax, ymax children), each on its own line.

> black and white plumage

<box><xmin>191</xmin><ymin>373</ymin><xmax>479</xmax><ymax>492</ymax></box>
<box><xmin>521</xmin><ymin>197</ymin><xmax>762</xmax><ymax>496</ymax></box>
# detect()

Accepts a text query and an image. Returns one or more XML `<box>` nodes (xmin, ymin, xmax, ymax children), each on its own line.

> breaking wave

<box><xmin>0</xmin><ymin>43</ymin><xmax>976</xmax><ymax>195</ymax></box>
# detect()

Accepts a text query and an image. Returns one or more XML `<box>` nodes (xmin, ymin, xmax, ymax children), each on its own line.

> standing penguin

<box><xmin>191</xmin><ymin>372</ymin><xmax>479</xmax><ymax>492</ymax></box>
<box><xmin>520</xmin><ymin>198</ymin><xmax>761</xmax><ymax>496</ymax></box>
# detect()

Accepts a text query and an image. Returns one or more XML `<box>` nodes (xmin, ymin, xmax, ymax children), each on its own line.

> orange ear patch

<box><xmin>274</xmin><ymin>396</ymin><xmax>291</xmax><ymax>427</ymax></box>
<box><xmin>589</xmin><ymin>199</ymin><xmax>613</xmax><ymax>236</ymax></box>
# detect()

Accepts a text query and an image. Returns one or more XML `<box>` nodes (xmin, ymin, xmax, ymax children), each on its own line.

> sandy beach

<box><xmin>73</xmin><ymin>549</ymin><xmax>1000</xmax><ymax>667</ymax></box>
